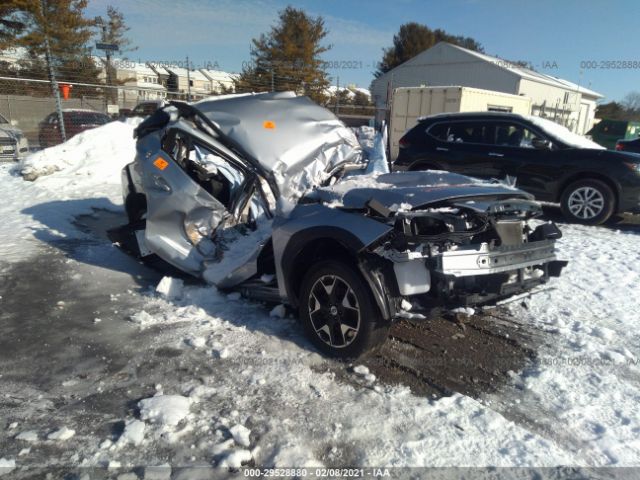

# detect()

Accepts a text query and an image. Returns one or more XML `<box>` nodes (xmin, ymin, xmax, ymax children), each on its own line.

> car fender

<box><xmin>272</xmin><ymin>203</ymin><xmax>392</xmax><ymax>307</ymax></box>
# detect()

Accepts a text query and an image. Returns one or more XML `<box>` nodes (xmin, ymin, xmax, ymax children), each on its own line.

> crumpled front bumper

<box><xmin>381</xmin><ymin>237</ymin><xmax>567</xmax><ymax>310</ymax></box>
<box><xmin>435</xmin><ymin>239</ymin><xmax>557</xmax><ymax>277</ymax></box>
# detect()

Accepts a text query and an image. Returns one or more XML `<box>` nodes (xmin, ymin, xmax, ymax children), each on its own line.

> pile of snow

<box><xmin>139</xmin><ymin>395</ymin><xmax>191</xmax><ymax>427</ymax></box>
<box><xmin>117</xmin><ymin>419</ymin><xmax>146</xmax><ymax>447</ymax></box>
<box><xmin>155</xmin><ymin>276</ymin><xmax>184</xmax><ymax>300</ymax></box>
<box><xmin>0</xmin><ymin>458</ymin><xmax>16</xmax><ymax>477</ymax></box>
<box><xmin>47</xmin><ymin>426</ymin><xmax>75</xmax><ymax>441</ymax></box>
<box><xmin>20</xmin><ymin>121</ymin><xmax>137</xmax><ymax>200</ymax></box>
<box><xmin>14</xmin><ymin>431</ymin><xmax>38</xmax><ymax>443</ymax></box>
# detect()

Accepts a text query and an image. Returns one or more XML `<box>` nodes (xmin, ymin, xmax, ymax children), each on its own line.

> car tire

<box><xmin>298</xmin><ymin>260</ymin><xmax>389</xmax><ymax>358</ymax></box>
<box><xmin>560</xmin><ymin>179</ymin><xmax>615</xmax><ymax>225</ymax></box>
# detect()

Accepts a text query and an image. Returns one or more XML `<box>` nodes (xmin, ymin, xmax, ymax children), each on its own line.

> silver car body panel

<box><xmin>194</xmin><ymin>92</ymin><xmax>364</xmax><ymax>211</ymax></box>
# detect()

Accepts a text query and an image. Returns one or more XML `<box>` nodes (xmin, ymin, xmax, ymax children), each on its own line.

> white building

<box><xmin>371</xmin><ymin>42</ymin><xmax>603</xmax><ymax>135</ymax></box>
<box><xmin>111</xmin><ymin>60</ymin><xmax>167</xmax><ymax>104</ymax></box>
<box><xmin>158</xmin><ymin>66</ymin><xmax>211</xmax><ymax>99</ymax></box>
<box><xmin>200</xmin><ymin>69</ymin><xmax>238</xmax><ymax>93</ymax></box>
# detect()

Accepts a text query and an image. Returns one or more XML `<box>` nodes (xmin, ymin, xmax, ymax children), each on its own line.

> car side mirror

<box><xmin>532</xmin><ymin>138</ymin><xmax>552</xmax><ymax>150</ymax></box>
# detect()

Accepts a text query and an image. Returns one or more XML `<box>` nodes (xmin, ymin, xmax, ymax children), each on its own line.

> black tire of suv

<box><xmin>560</xmin><ymin>179</ymin><xmax>615</xmax><ymax>225</ymax></box>
<box><xmin>298</xmin><ymin>260</ymin><xmax>389</xmax><ymax>359</ymax></box>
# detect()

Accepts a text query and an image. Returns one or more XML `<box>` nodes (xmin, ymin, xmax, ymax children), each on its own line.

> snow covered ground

<box><xmin>1</xmin><ymin>122</ymin><xmax>640</xmax><ymax>478</ymax></box>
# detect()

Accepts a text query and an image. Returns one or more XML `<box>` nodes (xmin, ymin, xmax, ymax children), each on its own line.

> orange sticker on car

<box><xmin>153</xmin><ymin>158</ymin><xmax>169</xmax><ymax>170</ymax></box>
<box><xmin>263</xmin><ymin>120</ymin><xmax>276</xmax><ymax>130</ymax></box>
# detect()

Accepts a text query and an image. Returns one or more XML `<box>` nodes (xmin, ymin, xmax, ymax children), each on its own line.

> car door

<box><xmin>140</xmin><ymin>128</ymin><xmax>271</xmax><ymax>278</ymax></box>
<box><xmin>427</xmin><ymin>120</ymin><xmax>506</xmax><ymax>179</ymax></box>
<box><xmin>483</xmin><ymin>121</ymin><xmax>558</xmax><ymax>200</ymax></box>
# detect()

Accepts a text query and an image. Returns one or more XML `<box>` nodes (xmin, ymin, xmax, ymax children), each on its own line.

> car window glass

<box><xmin>429</xmin><ymin>121</ymin><xmax>491</xmax><ymax>145</ymax></box>
<box><xmin>427</xmin><ymin>122</ymin><xmax>449</xmax><ymax>141</ymax></box>
<box><xmin>490</xmin><ymin>122</ymin><xmax>545</xmax><ymax>148</ymax></box>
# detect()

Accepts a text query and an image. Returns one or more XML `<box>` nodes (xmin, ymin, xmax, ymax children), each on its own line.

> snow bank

<box><xmin>20</xmin><ymin>121</ymin><xmax>136</xmax><ymax>203</ymax></box>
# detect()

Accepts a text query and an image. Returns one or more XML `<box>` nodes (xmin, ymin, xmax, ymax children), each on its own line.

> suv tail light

<box><xmin>399</xmin><ymin>136</ymin><xmax>410</xmax><ymax>149</ymax></box>
<box><xmin>616</xmin><ymin>143</ymin><xmax>624</xmax><ymax>151</ymax></box>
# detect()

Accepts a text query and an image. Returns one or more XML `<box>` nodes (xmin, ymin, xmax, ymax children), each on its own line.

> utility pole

<box><xmin>186</xmin><ymin>56</ymin><xmax>192</xmax><ymax>102</ymax></box>
<box><xmin>40</xmin><ymin>0</ymin><xmax>66</xmax><ymax>143</ymax></box>
<box><xmin>270</xmin><ymin>66</ymin><xmax>274</xmax><ymax>92</ymax></box>
<box><xmin>334</xmin><ymin>76</ymin><xmax>340</xmax><ymax>115</ymax></box>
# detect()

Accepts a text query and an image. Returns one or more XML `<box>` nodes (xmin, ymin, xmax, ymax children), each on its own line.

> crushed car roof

<box><xmin>193</xmin><ymin>92</ymin><xmax>363</xmax><ymax>206</ymax></box>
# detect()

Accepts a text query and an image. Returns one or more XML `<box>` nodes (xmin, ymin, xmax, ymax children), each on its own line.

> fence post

<box><xmin>40</xmin><ymin>0</ymin><xmax>66</xmax><ymax>143</ymax></box>
<box><xmin>4</xmin><ymin>96</ymin><xmax>11</xmax><ymax>122</ymax></box>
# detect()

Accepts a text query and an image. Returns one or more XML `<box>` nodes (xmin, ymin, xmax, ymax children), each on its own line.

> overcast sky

<box><xmin>86</xmin><ymin>0</ymin><xmax>639</xmax><ymax>102</ymax></box>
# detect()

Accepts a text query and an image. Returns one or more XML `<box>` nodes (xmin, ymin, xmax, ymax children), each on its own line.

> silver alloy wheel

<box><xmin>567</xmin><ymin>186</ymin><xmax>605</xmax><ymax>219</ymax></box>
<box><xmin>308</xmin><ymin>274</ymin><xmax>361</xmax><ymax>349</ymax></box>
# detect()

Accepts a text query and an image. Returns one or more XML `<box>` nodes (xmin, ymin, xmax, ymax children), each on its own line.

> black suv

<box><xmin>395</xmin><ymin>112</ymin><xmax>640</xmax><ymax>224</ymax></box>
<box><xmin>616</xmin><ymin>137</ymin><xmax>640</xmax><ymax>154</ymax></box>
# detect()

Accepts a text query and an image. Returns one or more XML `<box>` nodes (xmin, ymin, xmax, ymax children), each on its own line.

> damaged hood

<box><xmin>193</xmin><ymin>92</ymin><xmax>363</xmax><ymax>207</ymax></box>
<box><xmin>309</xmin><ymin>171</ymin><xmax>533</xmax><ymax>210</ymax></box>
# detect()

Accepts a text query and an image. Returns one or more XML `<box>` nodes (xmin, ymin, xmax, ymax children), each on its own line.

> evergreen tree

<box><xmin>95</xmin><ymin>5</ymin><xmax>137</xmax><ymax>102</ymax></box>
<box><xmin>95</xmin><ymin>5</ymin><xmax>136</xmax><ymax>55</ymax></box>
<box><xmin>375</xmin><ymin>22</ymin><xmax>483</xmax><ymax>77</ymax></box>
<box><xmin>18</xmin><ymin>0</ymin><xmax>96</xmax><ymax>61</ymax></box>
<box><xmin>1</xmin><ymin>0</ymin><xmax>100</xmax><ymax>95</ymax></box>
<box><xmin>235</xmin><ymin>6</ymin><xmax>331</xmax><ymax>103</ymax></box>
<box><xmin>0</xmin><ymin>0</ymin><xmax>30</xmax><ymax>50</ymax></box>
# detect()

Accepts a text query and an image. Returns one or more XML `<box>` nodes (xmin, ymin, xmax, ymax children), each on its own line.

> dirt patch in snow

<box><xmin>322</xmin><ymin>309</ymin><xmax>541</xmax><ymax>400</ymax></box>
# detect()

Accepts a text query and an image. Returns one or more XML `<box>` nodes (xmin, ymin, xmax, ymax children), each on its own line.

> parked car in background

<box><xmin>588</xmin><ymin>119</ymin><xmax>640</xmax><ymax>150</ymax></box>
<box><xmin>126</xmin><ymin>100</ymin><xmax>166</xmax><ymax>118</ymax></box>
<box><xmin>616</xmin><ymin>137</ymin><xmax>640</xmax><ymax>154</ymax></box>
<box><xmin>115</xmin><ymin>93</ymin><xmax>566</xmax><ymax>358</ymax></box>
<box><xmin>394</xmin><ymin>112</ymin><xmax>640</xmax><ymax>225</ymax></box>
<box><xmin>38</xmin><ymin>109</ymin><xmax>111</xmax><ymax>148</ymax></box>
<box><xmin>0</xmin><ymin>113</ymin><xmax>29</xmax><ymax>162</ymax></box>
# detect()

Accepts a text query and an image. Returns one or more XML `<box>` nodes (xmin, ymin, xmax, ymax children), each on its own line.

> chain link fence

<box><xmin>0</xmin><ymin>54</ymin><xmax>376</xmax><ymax>159</ymax></box>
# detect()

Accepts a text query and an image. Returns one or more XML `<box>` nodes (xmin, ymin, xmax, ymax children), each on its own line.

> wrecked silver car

<box><xmin>117</xmin><ymin>92</ymin><xmax>566</xmax><ymax>357</ymax></box>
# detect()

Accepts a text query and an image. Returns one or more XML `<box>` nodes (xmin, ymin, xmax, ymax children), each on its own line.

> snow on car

<box><xmin>115</xmin><ymin>92</ymin><xmax>566</xmax><ymax>357</ymax></box>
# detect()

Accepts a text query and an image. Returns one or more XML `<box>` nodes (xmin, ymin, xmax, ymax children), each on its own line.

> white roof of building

<box><xmin>351</xmin><ymin>87</ymin><xmax>371</xmax><ymax>97</ymax></box>
<box><xmin>325</xmin><ymin>85</ymin><xmax>355</xmax><ymax>98</ymax></box>
<box><xmin>162</xmin><ymin>66</ymin><xmax>209</xmax><ymax>82</ymax></box>
<box><xmin>443</xmin><ymin>43</ymin><xmax>603</xmax><ymax>99</ymax></box>
<box><xmin>199</xmin><ymin>69</ymin><xmax>238</xmax><ymax>83</ymax></box>
<box><xmin>375</xmin><ymin>42</ymin><xmax>603</xmax><ymax>100</ymax></box>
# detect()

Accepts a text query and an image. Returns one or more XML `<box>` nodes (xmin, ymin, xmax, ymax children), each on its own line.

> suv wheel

<box><xmin>560</xmin><ymin>179</ymin><xmax>615</xmax><ymax>225</ymax></box>
<box><xmin>299</xmin><ymin>260</ymin><xmax>389</xmax><ymax>358</ymax></box>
